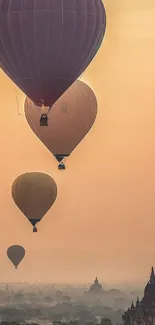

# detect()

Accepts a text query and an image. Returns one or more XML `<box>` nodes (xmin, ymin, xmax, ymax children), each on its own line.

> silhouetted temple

<box><xmin>85</xmin><ymin>277</ymin><xmax>103</xmax><ymax>295</ymax></box>
<box><xmin>122</xmin><ymin>267</ymin><xmax>155</xmax><ymax>325</ymax></box>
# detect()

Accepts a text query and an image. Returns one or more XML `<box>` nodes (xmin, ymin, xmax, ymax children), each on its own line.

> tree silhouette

<box><xmin>101</xmin><ymin>318</ymin><xmax>112</xmax><ymax>325</ymax></box>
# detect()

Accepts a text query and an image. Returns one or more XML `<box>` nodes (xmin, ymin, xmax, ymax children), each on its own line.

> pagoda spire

<box><xmin>150</xmin><ymin>267</ymin><xmax>155</xmax><ymax>284</ymax></box>
<box><xmin>136</xmin><ymin>296</ymin><xmax>140</xmax><ymax>308</ymax></box>
<box><xmin>94</xmin><ymin>276</ymin><xmax>99</xmax><ymax>284</ymax></box>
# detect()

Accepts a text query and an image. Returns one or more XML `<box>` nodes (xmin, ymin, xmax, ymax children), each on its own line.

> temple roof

<box><xmin>122</xmin><ymin>267</ymin><xmax>155</xmax><ymax>322</ymax></box>
<box><xmin>143</xmin><ymin>267</ymin><xmax>155</xmax><ymax>308</ymax></box>
<box><xmin>87</xmin><ymin>277</ymin><xmax>103</xmax><ymax>294</ymax></box>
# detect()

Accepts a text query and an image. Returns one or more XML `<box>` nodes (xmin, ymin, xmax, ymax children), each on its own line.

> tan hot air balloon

<box><xmin>12</xmin><ymin>172</ymin><xmax>57</xmax><ymax>232</ymax></box>
<box><xmin>7</xmin><ymin>245</ymin><xmax>25</xmax><ymax>269</ymax></box>
<box><xmin>24</xmin><ymin>80</ymin><xmax>97</xmax><ymax>169</ymax></box>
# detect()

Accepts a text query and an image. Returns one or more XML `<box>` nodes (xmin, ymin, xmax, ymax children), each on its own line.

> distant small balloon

<box><xmin>24</xmin><ymin>80</ymin><xmax>98</xmax><ymax>168</ymax></box>
<box><xmin>11</xmin><ymin>172</ymin><xmax>57</xmax><ymax>232</ymax></box>
<box><xmin>7</xmin><ymin>245</ymin><xmax>25</xmax><ymax>269</ymax></box>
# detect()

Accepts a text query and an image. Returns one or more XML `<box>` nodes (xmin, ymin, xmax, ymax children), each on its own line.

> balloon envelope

<box><xmin>7</xmin><ymin>245</ymin><xmax>25</xmax><ymax>268</ymax></box>
<box><xmin>24</xmin><ymin>80</ymin><xmax>98</xmax><ymax>162</ymax></box>
<box><xmin>12</xmin><ymin>172</ymin><xmax>57</xmax><ymax>231</ymax></box>
<box><xmin>84</xmin><ymin>28</ymin><xmax>106</xmax><ymax>71</ymax></box>
<box><xmin>0</xmin><ymin>0</ymin><xmax>106</xmax><ymax>107</ymax></box>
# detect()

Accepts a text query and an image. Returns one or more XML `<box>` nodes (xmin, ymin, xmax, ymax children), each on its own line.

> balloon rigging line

<box><xmin>15</xmin><ymin>88</ymin><xmax>24</xmax><ymax>116</ymax></box>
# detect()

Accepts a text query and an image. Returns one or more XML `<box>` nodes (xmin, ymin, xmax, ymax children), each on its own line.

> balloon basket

<box><xmin>58</xmin><ymin>162</ymin><xmax>66</xmax><ymax>170</ymax></box>
<box><xmin>15</xmin><ymin>266</ymin><xmax>18</xmax><ymax>269</ymax></box>
<box><xmin>33</xmin><ymin>226</ymin><xmax>38</xmax><ymax>233</ymax></box>
<box><xmin>40</xmin><ymin>113</ymin><xmax>48</xmax><ymax>126</ymax></box>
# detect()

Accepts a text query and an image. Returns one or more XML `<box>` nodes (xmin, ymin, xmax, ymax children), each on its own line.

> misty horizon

<box><xmin>0</xmin><ymin>279</ymin><xmax>146</xmax><ymax>292</ymax></box>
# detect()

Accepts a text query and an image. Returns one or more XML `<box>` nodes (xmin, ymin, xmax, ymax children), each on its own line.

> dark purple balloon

<box><xmin>0</xmin><ymin>0</ymin><xmax>106</xmax><ymax>107</ymax></box>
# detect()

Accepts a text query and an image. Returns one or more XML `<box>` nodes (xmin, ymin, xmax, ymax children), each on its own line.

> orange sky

<box><xmin>0</xmin><ymin>0</ymin><xmax>155</xmax><ymax>286</ymax></box>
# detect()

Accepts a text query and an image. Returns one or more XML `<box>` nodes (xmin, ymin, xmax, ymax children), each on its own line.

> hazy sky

<box><xmin>0</xmin><ymin>0</ymin><xmax>155</xmax><ymax>286</ymax></box>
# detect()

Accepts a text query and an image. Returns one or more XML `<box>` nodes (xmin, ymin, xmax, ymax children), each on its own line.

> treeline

<box><xmin>53</xmin><ymin>319</ymin><xmax>113</xmax><ymax>325</ymax></box>
<box><xmin>0</xmin><ymin>323</ymin><xmax>39</xmax><ymax>325</ymax></box>
<box><xmin>0</xmin><ymin>318</ymin><xmax>113</xmax><ymax>325</ymax></box>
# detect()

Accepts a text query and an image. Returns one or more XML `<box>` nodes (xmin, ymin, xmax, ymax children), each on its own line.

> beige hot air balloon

<box><xmin>12</xmin><ymin>172</ymin><xmax>57</xmax><ymax>232</ymax></box>
<box><xmin>24</xmin><ymin>80</ymin><xmax>97</xmax><ymax>169</ymax></box>
<box><xmin>7</xmin><ymin>245</ymin><xmax>25</xmax><ymax>269</ymax></box>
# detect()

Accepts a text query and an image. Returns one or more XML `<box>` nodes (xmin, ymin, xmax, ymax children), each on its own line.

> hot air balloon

<box><xmin>24</xmin><ymin>80</ymin><xmax>97</xmax><ymax>169</ymax></box>
<box><xmin>7</xmin><ymin>245</ymin><xmax>25</xmax><ymax>269</ymax></box>
<box><xmin>12</xmin><ymin>172</ymin><xmax>57</xmax><ymax>232</ymax></box>
<box><xmin>0</xmin><ymin>0</ymin><xmax>106</xmax><ymax>125</ymax></box>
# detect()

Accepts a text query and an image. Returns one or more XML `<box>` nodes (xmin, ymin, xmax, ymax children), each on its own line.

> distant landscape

<box><xmin>0</xmin><ymin>280</ymin><xmax>143</xmax><ymax>325</ymax></box>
